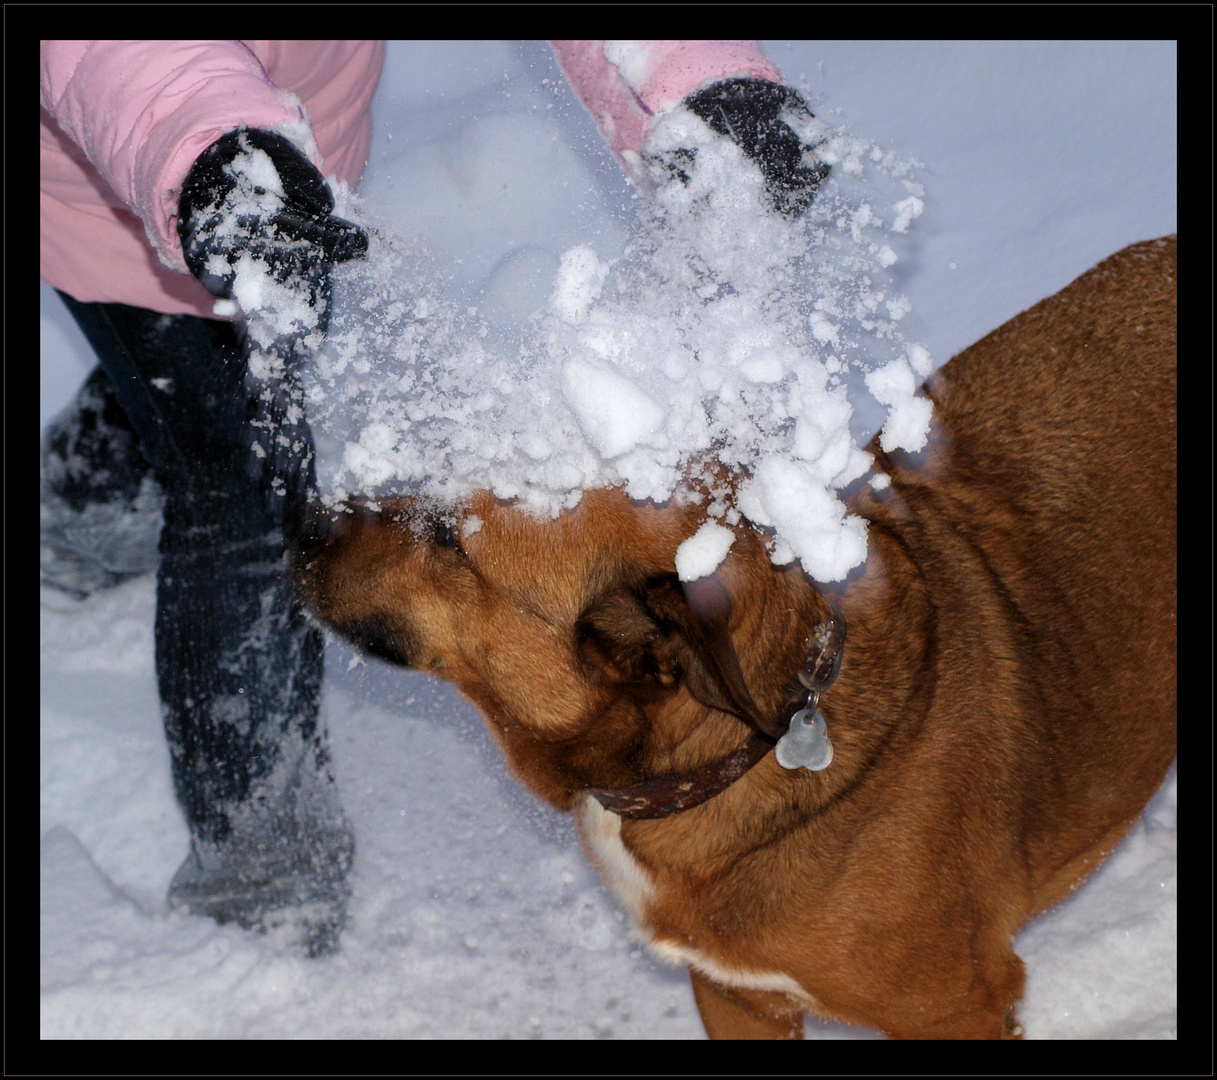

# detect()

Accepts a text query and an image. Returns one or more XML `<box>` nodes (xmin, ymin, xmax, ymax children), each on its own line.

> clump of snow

<box><xmin>907</xmin><ymin>342</ymin><xmax>934</xmax><ymax>378</ymax></box>
<box><xmin>551</xmin><ymin>245</ymin><xmax>609</xmax><ymax>325</ymax></box>
<box><xmin>235</xmin><ymin>143</ymin><xmax>284</xmax><ymax>196</ymax></box>
<box><xmin>736</xmin><ymin>456</ymin><xmax>869</xmax><ymax>581</ymax></box>
<box><xmin>561</xmin><ymin>357</ymin><xmax>665</xmax><ymax>460</ymax></box>
<box><xmin>601</xmin><ymin>40</ymin><xmax>657</xmax><ymax>94</ymax></box>
<box><xmin>301</xmin><ymin>107</ymin><xmax>933</xmax><ymax>582</ymax></box>
<box><xmin>198</xmin><ymin>135</ymin><xmax>323</xmax><ymax>348</ymax></box>
<box><xmin>865</xmin><ymin>357</ymin><xmax>934</xmax><ymax>453</ymax></box>
<box><xmin>675</xmin><ymin>521</ymin><xmax>736</xmax><ymax>582</ymax></box>
<box><xmin>891</xmin><ymin>195</ymin><xmax>924</xmax><ymax>233</ymax></box>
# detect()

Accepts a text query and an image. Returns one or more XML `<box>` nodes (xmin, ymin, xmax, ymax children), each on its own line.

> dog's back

<box><xmin>874</xmin><ymin>235</ymin><xmax>1177</xmax><ymax>913</ymax></box>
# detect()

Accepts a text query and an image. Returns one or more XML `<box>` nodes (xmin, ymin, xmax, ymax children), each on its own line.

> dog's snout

<box><xmin>288</xmin><ymin>499</ymin><xmax>381</xmax><ymax>566</ymax></box>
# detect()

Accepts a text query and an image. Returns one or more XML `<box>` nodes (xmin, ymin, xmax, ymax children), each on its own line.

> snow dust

<box><xmin>299</xmin><ymin>103</ymin><xmax>932</xmax><ymax>583</ymax></box>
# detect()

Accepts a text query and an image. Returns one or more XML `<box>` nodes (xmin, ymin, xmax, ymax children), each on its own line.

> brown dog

<box><xmin>292</xmin><ymin>236</ymin><xmax>1177</xmax><ymax>1039</ymax></box>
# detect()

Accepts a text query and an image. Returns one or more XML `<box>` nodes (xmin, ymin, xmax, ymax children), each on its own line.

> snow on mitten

<box><xmin>177</xmin><ymin>128</ymin><xmax>368</xmax><ymax>307</ymax></box>
<box><xmin>644</xmin><ymin>78</ymin><xmax>831</xmax><ymax>219</ymax></box>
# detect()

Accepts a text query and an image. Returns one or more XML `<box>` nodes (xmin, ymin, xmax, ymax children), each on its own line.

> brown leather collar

<box><xmin>587</xmin><ymin>610</ymin><xmax>846</xmax><ymax>820</ymax></box>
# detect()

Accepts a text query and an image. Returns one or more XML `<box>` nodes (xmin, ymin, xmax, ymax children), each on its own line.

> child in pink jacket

<box><xmin>40</xmin><ymin>40</ymin><xmax>828</xmax><ymax>957</ymax></box>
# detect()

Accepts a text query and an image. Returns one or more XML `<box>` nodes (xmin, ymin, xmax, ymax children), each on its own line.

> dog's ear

<box><xmin>575</xmin><ymin>572</ymin><xmax>771</xmax><ymax>730</ymax></box>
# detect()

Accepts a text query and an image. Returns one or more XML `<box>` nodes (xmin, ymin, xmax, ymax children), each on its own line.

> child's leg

<box><xmin>54</xmin><ymin>291</ymin><xmax>353</xmax><ymax>957</ymax></box>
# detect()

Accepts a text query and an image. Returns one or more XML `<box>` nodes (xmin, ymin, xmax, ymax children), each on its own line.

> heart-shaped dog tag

<box><xmin>775</xmin><ymin>707</ymin><xmax>834</xmax><ymax>771</ymax></box>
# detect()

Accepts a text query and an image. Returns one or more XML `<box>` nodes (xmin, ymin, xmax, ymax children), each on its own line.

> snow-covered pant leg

<box><xmin>54</xmin><ymin>292</ymin><xmax>353</xmax><ymax>955</ymax></box>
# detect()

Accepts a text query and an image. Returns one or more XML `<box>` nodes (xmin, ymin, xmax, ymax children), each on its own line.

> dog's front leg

<box><xmin>688</xmin><ymin>969</ymin><xmax>804</xmax><ymax>1039</ymax></box>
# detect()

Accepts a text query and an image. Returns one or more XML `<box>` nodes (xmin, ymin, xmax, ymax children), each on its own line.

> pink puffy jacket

<box><xmin>40</xmin><ymin>40</ymin><xmax>782</xmax><ymax>319</ymax></box>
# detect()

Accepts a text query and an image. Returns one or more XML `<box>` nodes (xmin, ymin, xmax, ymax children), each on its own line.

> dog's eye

<box><xmin>432</xmin><ymin>520</ymin><xmax>462</xmax><ymax>551</ymax></box>
<box><xmin>419</xmin><ymin>513</ymin><xmax>463</xmax><ymax>553</ymax></box>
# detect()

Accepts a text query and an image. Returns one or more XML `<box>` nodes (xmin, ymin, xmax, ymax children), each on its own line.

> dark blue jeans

<box><xmin>54</xmin><ymin>291</ymin><xmax>335</xmax><ymax>850</ymax></box>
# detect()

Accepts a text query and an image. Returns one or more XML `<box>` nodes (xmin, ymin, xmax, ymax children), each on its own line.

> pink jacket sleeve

<box><xmin>40</xmin><ymin>40</ymin><xmax>384</xmax><ymax>317</ymax></box>
<box><xmin>40</xmin><ymin>40</ymin><xmax>318</xmax><ymax>276</ymax></box>
<box><xmin>548</xmin><ymin>40</ymin><xmax>782</xmax><ymax>176</ymax></box>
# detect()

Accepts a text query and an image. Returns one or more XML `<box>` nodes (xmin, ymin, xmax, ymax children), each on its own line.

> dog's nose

<box><xmin>286</xmin><ymin>499</ymin><xmax>370</xmax><ymax>567</ymax></box>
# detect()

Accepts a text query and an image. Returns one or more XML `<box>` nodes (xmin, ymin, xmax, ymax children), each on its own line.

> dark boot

<box><xmin>40</xmin><ymin>366</ymin><xmax>163</xmax><ymax>598</ymax></box>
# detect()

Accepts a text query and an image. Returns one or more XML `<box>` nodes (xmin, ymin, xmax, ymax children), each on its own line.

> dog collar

<box><xmin>587</xmin><ymin>612</ymin><xmax>845</xmax><ymax>820</ymax></box>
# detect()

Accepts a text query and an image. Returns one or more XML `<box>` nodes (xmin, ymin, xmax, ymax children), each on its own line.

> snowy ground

<box><xmin>40</xmin><ymin>41</ymin><xmax>1176</xmax><ymax>1040</ymax></box>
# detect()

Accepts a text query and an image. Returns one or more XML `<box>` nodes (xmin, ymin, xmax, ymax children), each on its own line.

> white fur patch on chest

<box><xmin>648</xmin><ymin>938</ymin><xmax>819</xmax><ymax>1009</ymax></box>
<box><xmin>576</xmin><ymin>794</ymin><xmax>655</xmax><ymax>929</ymax></box>
<box><xmin>576</xmin><ymin>796</ymin><xmax>817</xmax><ymax>1009</ymax></box>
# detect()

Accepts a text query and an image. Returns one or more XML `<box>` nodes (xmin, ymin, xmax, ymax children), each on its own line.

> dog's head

<box><xmin>291</xmin><ymin>489</ymin><xmax>828</xmax><ymax>810</ymax></box>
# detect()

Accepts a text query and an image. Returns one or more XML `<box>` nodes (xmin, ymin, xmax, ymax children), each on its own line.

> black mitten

<box><xmin>177</xmin><ymin>128</ymin><xmax>368</xmax><ymax>303</ymax></box>
<box><xmin>669</xmin><ymin>78</ymin><xmax>831</xmax><ymax>219</ymax></box>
